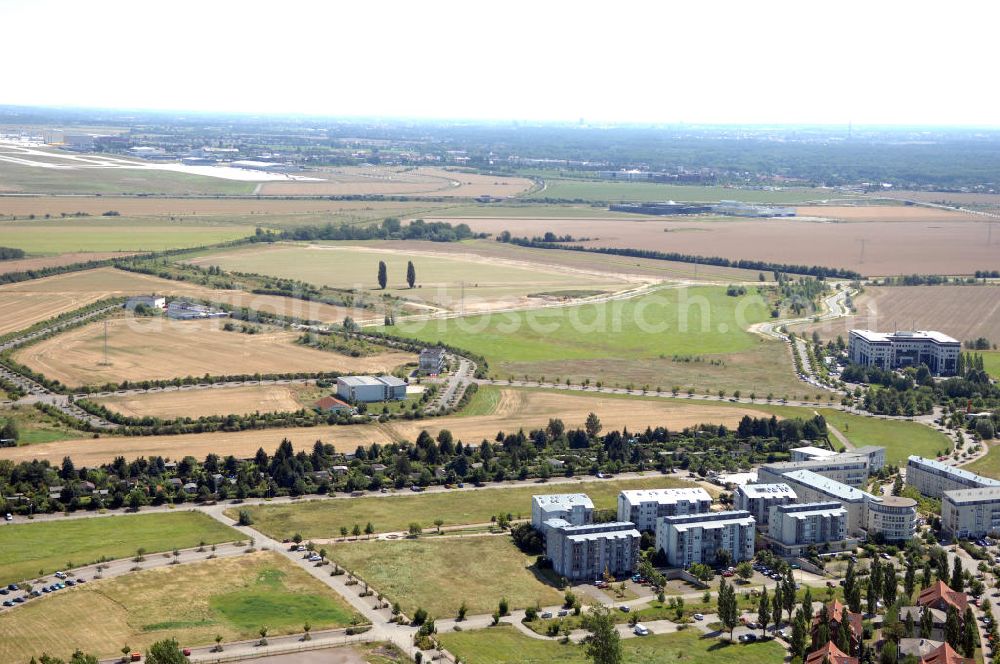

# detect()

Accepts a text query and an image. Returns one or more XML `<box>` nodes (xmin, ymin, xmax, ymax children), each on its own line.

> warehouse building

<box><xmin>766</xmin><ymin>502</ymin><xmax>852</xmax><ymax>556</ymax></box>
<box><xmin>734</xmin><ymin>483</ymin><xmax>797</xmax><ymax>527</ymax></box>
<box><xmin>335</xmin><ymin>375</ymin><xmax>407</xmax><ymax>403</ymax></box>
<box><xmin>544</xmin><ymin>520</ymin><xmax>641</xmax><ymax>581</ymax></box>
<box><xmin>712</xmin><ymin>200</ymin><xmax>796</xmax><ymax>217</ymax></box>
<box><xmin>616</xmin><ymin>488</ymin><xmax>712</xmax><ymax>532</ymax></box>
<box><xmin>941</xmin><ymin>487</ymin><xmax>1000</xmax><ymax>538</ymax></box>
<box><xmin>848</xmin><ymin>330</ymin><xmax>960</xmax><ymax>376</ymax></box>
<box><xmin>906</xmin><ymin>456</ymin><xmax>1000</xmax><ymax>498</ymax></box>
<box><xmin>124</xmin><ymin>295</ymin><xmax>166</xmax><ymax>311</ymax></box>
<box><xmin>166</xmin><ymin>301</ymin><xmax>228</xmax><ymax>320</ymax></box>
<box><xmin>656</xmin><ymin>510</ymin><xmax>756</xmax><ymax>568</ymax></box>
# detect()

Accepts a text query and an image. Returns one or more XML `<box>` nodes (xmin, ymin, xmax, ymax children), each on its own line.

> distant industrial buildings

<box><xmin>734</xmin><ymin>483</ymin><xmax>797</xmax><ymax>527</ymax></box>
<box><xmin>713</xmin><ymin>200</ymin><xmax>796</xmax><ymax>217</ymax></box>
<box><xmin>616</xmin><ymin>487</ymin><xmax>712</xmax><ymax>532</ymax></box>
<box><xmin>609</xmin><ymin>200</ymin><xmax>797</xmax><ymax>218</ymax></box>
<box><xmin>848</xmin><ymin>330</ymin><xmax>960</xmax><ymax>375</ymax></box>
<box><xmin>165</xmin><ymin>301</ymin><xmax>228</xmax><ymax>320</ymax></box>
<box><xmin>335</xmin><ymin>376</ymin><xmax>407</xmax><ymax>403</ymax></box>
<box><xmin>655</xmin><ymin>510</ymin><xmax>756</xmax><ymax>568</ymax></box>
<box><xmin>124</xmin><ymin>295</ymin><xmax>165</xmax><ymax>311</ymax></box>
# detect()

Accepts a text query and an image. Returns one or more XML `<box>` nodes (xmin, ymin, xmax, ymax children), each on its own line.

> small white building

<box><xmin>616</xmin><ymin>488</ymin><xmax>712</xmax><ymax>532</ymax></box>
<box><xmin>125</xmin><ymin>295</ymin><xmax>166</xmax><ymax>311</ymax></box>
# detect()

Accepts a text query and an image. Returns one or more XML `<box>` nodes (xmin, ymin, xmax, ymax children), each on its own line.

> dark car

<box><xmin>2</xmin><ymin>600</ymin><xmax>12</xmax><ymax>607</ymax></box>
<box><xmin>6</xmin><ymin>584</ymin><xmax>17</xmax><ymax>591</ymax></box>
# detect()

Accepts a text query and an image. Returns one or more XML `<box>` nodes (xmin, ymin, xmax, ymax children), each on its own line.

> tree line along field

<box><xmin>229</xmin><ymin>475</ymin><xmax>703</xmax><ymax>542</ymax></box>
<box><xmin>796</xmin><ymin>284</ymin><xmax>1000</xmax><ymax>345</ymax></box>
<box><xmin>186</xmin><ymin>241</ymin><xmax>638</xmax><ymax>312</ymax></box>
<box><xmin>0</xmin><ymin>511</ymin><xmax>239</xmax><ymax>586</ymax></box>
<box><xmin>0</xmin><ymin>267</ymin><xmax>366</xmax><ymax>336</ymax></box>
<box><xmin>439</xmin><ymin>624</ymin><xmax>785</xmax><ymax>664</ymax></box>
<box><xmin>442</xmin><ymin>208</ymin><xmax>995</xmax><ymax>276</ymax></box>
<box><xmin>0</xmin><ymin>552</ymin><xmax>359</xmax><ymax>663</ymax></box>
<box><xmin>526</xmin><ymin>178</ymin><xmax>833</xmax><ymax>204</ymax></box>
<box><xmin>13</xmin><ymin>316</ymin><xmax>415</xmax><ymax>388</ymax></box>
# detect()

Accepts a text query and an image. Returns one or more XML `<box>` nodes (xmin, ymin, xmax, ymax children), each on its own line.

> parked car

<box><xmin>2</xmin><ymin>600</ymin><xmax>12</xmax><ymax>607</ymax></box>
<box><xmin>541</xmin><ymin>611</ymin><xmax>552</xmax><ymax>619</ymax></box>
<box><xmin>739</xmin><ymin>633</ymin><xmax>758</xmax><ymax>643</ymax></box>
<box><xmin>182</xmin><ymin>649</ymin><xmax>191</xmax><ymax>656</ymax></box>
<box><xmin>693</xmin><ymin>613</ymin><xmax>705</xmax><ymax>621</ymax></box>
<box><xmin>3</xmin><ymin>513</ymin><xmax>11</xmax><ymax>521</ymax></box>
<box><xmin>6</xmin><ymin>584</ymin><xmax>17</xmax><ymax>591</ymax></box>
<box><xmin>557</xmin><ymin>610</ymin><xmax>568</xmax><ymax>617</ymax></box>
<box><xmin>619</xmin><ymin>605</ymin><xmax>630</xmax><ymax>613</ymax></box>
<box><xmin>633</xmin><ymin>624</ymin><xmax>650</xmax><ymax>636</ymax></box>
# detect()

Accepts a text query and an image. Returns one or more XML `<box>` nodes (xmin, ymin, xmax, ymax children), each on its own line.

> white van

<box><xmin>633</xmin><ymin>624</ymin><xmax>650</xmax><ymax>636</ymax></box>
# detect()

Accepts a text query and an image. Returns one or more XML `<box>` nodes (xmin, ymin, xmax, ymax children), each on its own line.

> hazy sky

<box><xmin>2</xmin><ymin>0</ymin><xmax>996</xmax><ymax>125</ymax></box>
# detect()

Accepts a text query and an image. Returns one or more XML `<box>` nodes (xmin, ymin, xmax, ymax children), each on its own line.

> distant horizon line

<box><xmin>2</xmin><ymin>103</ymin><xmax>1000</xmax><ymax>132</ymax></box>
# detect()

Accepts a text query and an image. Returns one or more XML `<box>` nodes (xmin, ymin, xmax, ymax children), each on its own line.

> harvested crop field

<box><xmin>258</xmin><ymin>166</ymin><xmax>533</xmax><ymax>197</ymax></box>
<box><xmin>796</xmin><ymin>205</ymin><xmax>977</xmax><ymax>222</ymax></box>
<box><xmin>798</xmin><ymin>284</ymin><xmax>1000</xmax><ymax>342</ymax></box>
<box><xmin>0</xmin><ymin>195</ymin><xmax>432</xmax><ymax>219</ymax></box>
<box><xmin>92</xmin><ymin>384</ymin><xmax>314</xmax><ymax>419</ymax></box>
<box><xmin>0</xmin><ymin>251</ymin><xmax>137</xmax><ymax>275</ymax></box>
<box><xmin>0</xmin><ymin>390</ymin><xmax>792</xmax><ymax>466</ymax></box>
<box><xmin>387</xmin><ymin>387</ymin><xmax>764</xmax><ymax>442</ymax></box>
<box><xmin>0</xmin><ymin>218</ymin><xmax>254</xmax><ymax>254</ymax></box>
<box><xmin>14</xmin><ymin>317</ymin><xmax>415</xmax><ymax>387</ymax></box>
<box><xmin>0</xmin><ymin>267</ymin><xmax>363</xmax><ymax>336</ymax></box>
<box><xmin>435</xmin><ymin>211</ymin><xmax>997</xmax><ymax>276</ymax></box>
<box><xmin>188</xmin><ymin>241</ymin><xmax>636</xmax><ymax>311</ymax></box>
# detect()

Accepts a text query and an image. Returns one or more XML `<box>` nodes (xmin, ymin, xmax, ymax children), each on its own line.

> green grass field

<box><xmin>390</xmin><ymin>285</ymin><xmax>769</xmax><ymax>364</ymax></box>
<box><xmin>231</xmin><ymin>475</ymin><xmax>695</xmax><ymax>541</ymax></box>
<box><xmin>815</xmin><ymin>409</ymin><xmax>950</xmax><ymax>464</ymax></box>
<box><xmin>526</xmin><ymin>179</ymin><xmax>834</xmax><ymax>204</ymax></box>
<box><xmin>187</xmin><ymin>241</ymin><xmax>629</xmax><ymax>308</ymax></box>
<box><xmin>963</xmin><ymin>442</ymin><xmax>1000</xmax><ymax>479</ymax></box>
<box><xmin>0</xmin><ymin>511</ymin><xmax>240</xmax><ymax>585</ymax></box>
<box><xmin>439</xmin><ymin>624</ymin><xmax>785</xmax><ymax>664</ymax></box>
<box><xmin>0</xmin><ymin>551</ymin><xmax>359</xmax><ymax>662</ymax></box>
<box><xmin>0</xmin><ymin>404</ymin><xmax>93</xmax><ymax>446</ymax></box>
<box><xmin>0</xmin><ymin>219</ymin><xmax>254</xmax><ymax>254</ymax></box>
<box><xmin>982</xmin><ymin>351</ymin><xmax>1000</xmax><ymax>378</ymax></box>
<box><xmin>0</xmin><ymin>159</ymin><xmax>256</xmax><ymax>195</ymax></box>
<box><xmin>329</xmin><ymin>537</ymin><xmax>562</xmax><ymax>617</ymax></box>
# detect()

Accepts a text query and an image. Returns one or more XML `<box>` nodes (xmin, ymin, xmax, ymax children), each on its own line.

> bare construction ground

<box><xmin>435</xmin><ymin>207</ymin><xmax>996</xmax><ymax>276</ymax></box>
<box><xmin>1</xmin><ymin>389</ymin><xmax>770</xmax><ymax>465</ymax></box>
<box><xmin>797</xmin><ymin>284</ymin><xmax>1000</xmax><ymax>343</ymax></box>
<box><xmin>257</xmin><ymin>165</ymin><xmax>533</xmax><ymax>197</ymax></box>
<box><xmin>0</xmin><ymin>267</ymin><xmax>364</xmax><ymax>336</ymax></box>
<box><xmin>93</xmin><ymin>384</ymin><xmax>314</xmax><ymax>419</ymax></box>
<box><xmin>13</xmin><ymin>317</ymin><xmax>415</xmax><ymax>386</ymax></box>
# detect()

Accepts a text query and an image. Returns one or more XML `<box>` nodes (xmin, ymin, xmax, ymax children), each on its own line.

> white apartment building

<box><xmin>544</xmin><ymin>520</ymin><xmax>641</xmax><ymax>581</ymax></box>
<box><xmin>848</xmin><ymin>329</ymin><xmax>960</xmax><ymax>376</ymax></box>
<box><xmin>757</xmin><ymin>456</ymin><xmax>871</xmax><ymax>488</ymax></box>
<box><xmin>656</xmin><ymin>510</ymin><xmax>756</xmax><ymax>568</ymax></box>
<box><xmin>767</xmin><ymin>502</ymin><xmax>850</xmax><ymax>555</ymax></box>
<box><xmin>616</xmin><ymin>488</ymin><xmax>712</xmax><ymax>532</ymax></box>
<box><xmin>906</xmin><ymin>456</ymin><xmax>1000</xmax><ymax>498</ymax></box>
<box><xmin>734</xmin><ymin>483</ymin><xmax>797</xmax><ymax>527</ymax></box>
<box><xmin>941</xmin><ymin>487</ymin><xmax>1000</xmax><ymax>538</ymax></box>
<box><xmin>779</xmin><ymin>469</ymin><xmax>874</xmax><ymax>536</ymax></box>
<box><xmin>866</xmin><ymin>496</ymin><xmax>918</xmax><ymax>542</ymax></box>
<box><xmin>850</xmin><ymin>446</ymin><xmax>887</xmax><ymax>474</ymax></box>
<box><xmin>531</xmin><ymin>494</ymin><xmax>594</xmax><ymax>533</ymax></box>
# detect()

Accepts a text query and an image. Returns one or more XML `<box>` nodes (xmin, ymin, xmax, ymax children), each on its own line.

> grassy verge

<box><xmin>328</xmin><ymin>537</ymin><xmax>561</xmax><ymax>617</ymax></box>
<box><xmin>816</xmin><ymin>408</ymin><xmax>950</xmax><ymax>464</ymax></box>
<box><xmin>229</xmin><ymin>475</ymin><xmax>697</xmax><ymax>540</ymax></box>
<box><xmin>0</xmin><ymin>511</ymin><xmax>240</xmax><ymax>585</ymax></box>
<box><xmin>0</xmin><ymin>551</ymin><xmax>361</xmax><ymax>662</ymax></box>
<box><xmin>439</xmin><ymin>624</ymin><xmax>786</xmax><ymax>664</ymax></box>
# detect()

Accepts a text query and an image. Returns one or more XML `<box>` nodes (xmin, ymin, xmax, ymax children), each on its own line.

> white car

<box><xmin>693</xmin><ymin>613</ymin><xmax>705</xmax><ymax>621</ymax></box>
<box><xmin>633</xmin><ymin>624</ymin><xmax>650</xmax><ymax>636</ymax></box>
